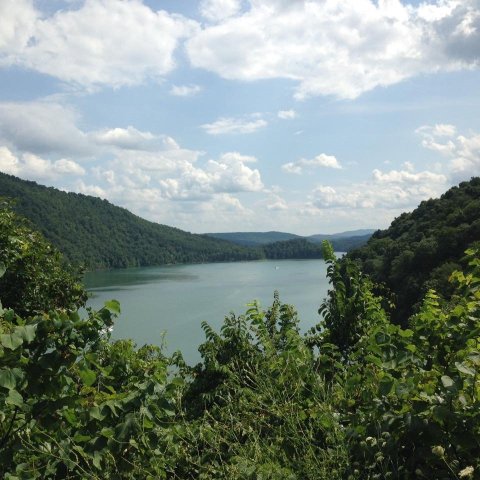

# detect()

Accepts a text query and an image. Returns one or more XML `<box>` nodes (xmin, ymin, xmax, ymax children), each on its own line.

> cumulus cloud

<box><xmin>200</xmin><ymin>0</ymin><xmax>242</xmax><ymax>22</ymax></box>
<box><xmin>0</xmin><ymin>146</ymin><xmax>85</xmax><ymax>181</ymax></box>
<box><xmin>0</xmin><ymin>0</ymin><xmax>197</xmax><ymax>89</ymax></box>
<box><xmin>277</xmin><ymin>110</ymin><xmax>297</xmax><ymax>120</ymax></box>
<box><xmin>82</xmin><ymin>143</ymin><xmax>263</xmax><ymax>206</ymax></box>
<box><xmin>0</xmin><ymin>101</ymin><xmax>169</xmax><ymax>157</ymax></box>
<box><xmin>0</xmin><ymin>0</ymin><xmax>36</xmax><ymax>54</ymax></box>
<box><xmin>266</xmin><ymin>194</ymin><xmax>288</xmax><ymax>211</ymax></box>
<box><xmin>310</xmin><ymin>165</ymin><xmax>447</xmax><ymax>211</ymax></box>
<box><xmin>92</xmin><ymin>126</ymin><xmax>158</xmax><ymax>150</ymax></box>
<box><xmin>282</xmin><ymin>154</ymin><xmax>342</xmax><ymax>174</ymax></box>
<box><xmin>417</xmin><ymin>124</ymin><xmax>480</xmax><ymax>178</ymax></box>
<box><xmin>0</xmin><ymin>101</ymin><xmax>91</xmax><ymax>156</ymax></box>
<box><xmin>186</xmin><ymin>0</ymin><xmax>480</xmax><ymax>99</ymax></box>
<box><xmin>169</xmin><ymin>84</ymin><xmax>203</xmax><ymax>96</ymax></box>
<box><xmin>201</xmin><ymin>114</ymin><xmax>267</xmax><ymax>134</ymax></box>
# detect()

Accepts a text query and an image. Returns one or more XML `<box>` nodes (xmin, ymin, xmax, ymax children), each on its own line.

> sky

<box><xmin>0</xmin><ymin>0</ymin><xmax>479</xmax><ymax>235</ymax></box>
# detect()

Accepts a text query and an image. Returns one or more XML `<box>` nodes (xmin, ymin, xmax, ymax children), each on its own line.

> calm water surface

<box><xmin>84</xmin><ymin>259</ymin><xmax>330</xmax><ymax>364</ymax></box>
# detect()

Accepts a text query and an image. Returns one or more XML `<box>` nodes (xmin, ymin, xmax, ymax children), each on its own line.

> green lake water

<box><xmin>84</xmin><ymin>259</ymin><xmax>330</xmax><ymax>364</ymax></box>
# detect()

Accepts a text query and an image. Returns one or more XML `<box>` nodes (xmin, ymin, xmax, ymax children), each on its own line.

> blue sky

<box><xmin>0</xmin><ymin>0</ymin><xmax>479</xmax><ymax>234</ymax></box>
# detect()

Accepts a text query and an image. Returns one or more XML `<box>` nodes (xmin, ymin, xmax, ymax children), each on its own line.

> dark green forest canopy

<box><xmin>206</xmin><ymin>230</ymin><xmax>373</xmax><ymax>251</ymax></box>
<box><xmin>0</xmin><ymin>173</ymin><xmax>262</xmax><ymax>269</ymax></box>
<box><xmin>348</xmin><ymin>176</ymin><xmax>480</xmax><ymax>324</ymax></box>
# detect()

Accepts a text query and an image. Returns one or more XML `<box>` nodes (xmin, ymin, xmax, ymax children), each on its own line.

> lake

<box><xmin>84</xmin><ymin>259</ymin><xmax>331</xmax><ymax>364</ymax></box>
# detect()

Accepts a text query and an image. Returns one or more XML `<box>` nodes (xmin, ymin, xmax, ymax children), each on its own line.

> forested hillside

<box><xmin>205</xmin><ymin>231</ymin><xmax>301</xmax><ymax>246</ymax></box>
<box><xmin>0</xmin><ymin>173</ymin><xmax>262</xmax><ymax>269</ymax></box>
<box><xmin>206</xmin><ymin>229</ymin><xmax>374</xmax><ymax>250</ymax></box>
<box><xmin>348</xmin><ymin>177</ymin><xmax>480</xmax><ymax>323</ymax></box>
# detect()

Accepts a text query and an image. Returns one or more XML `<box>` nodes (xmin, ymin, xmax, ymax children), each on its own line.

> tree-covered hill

<box><xmin>348</xmin><ymin>177</ymin><xmax>480</xmax><ymax>323</ymax></box>
<box><xmin>0</xmin><ymin>173</ymin><xmax>262</xmax><ymax>269</ymax></box>
<box><xmin>205</xmin><ymin>230</ymin><xmax>374</xmax><ymax>250</ymax></box>
<box><xmin>205</xmin><ymin>231</ymin><xmax>302</xmax><ymax>246</ymax></box>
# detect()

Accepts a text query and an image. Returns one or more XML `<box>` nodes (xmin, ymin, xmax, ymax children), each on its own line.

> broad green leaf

<box><xmin>79</xmin><ymin>367</ymin><xmax>97</xmax><ymax>387</ymax></box>
<box><xmin>90</xmin><ymin>406</ymin><xmax>106</xmax><ymax>421</ymax></box>
<box><xmin>104</xmin><ymin>299</ymin><xmax>120</xmax><ymax>315</ymax></box>
<box><xmin>0</xmin><ymin>369</ymin><xmax>16</xmax><ymax>389</ymax></box>
<box><xmin>100</xmin><ymin>427</ymin><xmax>114</xmax><ymax>438</ymax></box>
<box><xmin>15</xmin><ymin>325</ymin><xmax>37</xmax><ymax>343</ymax></box>
<box><xmin>441</xmin><ymin>375</ymin><xmax>454</xmax><ymax>388</ymax></box>
<box><xmin>378</xmin><ymin>377</ymin><xmax>394</xmax><ymax>396</ymax></box>
<box><xmin>0</xmin><ymin>333</ymin><xmax>23</xmax><ymax>350</ymax></box>
<box><xmin>398</xmin><ymin>329</ymin><xmax>414</xmax><ymax>338</ymax></box>
<box><xmin>455</xmin><ymin>362</ymin><xmax>476</xmax><ymax>376</ymax></box>
<box><xmin>6</xmin><ymin>389</ymin><xmax>23</xmax><ymax>407</ymax></box>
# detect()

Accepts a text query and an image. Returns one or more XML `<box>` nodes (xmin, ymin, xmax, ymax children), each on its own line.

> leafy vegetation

<box><xmin>0</xmin><ymin>173</ymin><xmax>262</xmax><ymax>269</ymax></box>
<box><xmin>348</xmin><ymin>177</ymin><xmax>480</xmax><ymax>324</ymax></box>
<box><xmin>1</xmin><ymin>200</ymin><xmax>479</xmax><ymax>478</ymax></box>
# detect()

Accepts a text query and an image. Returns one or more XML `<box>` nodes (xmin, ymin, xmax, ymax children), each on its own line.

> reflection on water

<box><xmin>84</xmin><ymin>259</ymin><xmax>329</xmax><ymax>364</ymax></box>
<box><xmin>84</xmin><ymin>268</ymin><xmax>198</xmax><ymax>289</ymax></box>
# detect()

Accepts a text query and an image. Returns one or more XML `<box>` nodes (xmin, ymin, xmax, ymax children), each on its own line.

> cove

<box><xmin>84</xmin><ymin>258</ymin><xmax>330</xmax><ymax>364</ymax></box>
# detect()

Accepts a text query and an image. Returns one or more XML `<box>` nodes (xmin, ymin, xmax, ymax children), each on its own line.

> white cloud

<box><xmin>201</xmin><ymin>114</ymin><xmax>267</xmax><ymax>134</ymax></box>
<box><xmin>200</xmin><ymin>0</ymin><xmax>242</xmax><ymax>22</ymax></box>
<box><xmin>277</xmin><ymin>109</ymin><xmax>297</xmax><ymax>120</ymax></box>
<box><xmin>282</xmin><ymin>154</ymin><xmax>342</xmax><ymax>174</ymax></box>
<box><xmin>187</xmin><ymin>0</ymin><xmax>480</xmax><ymax>99</ymax></box>
<box><xmin>92</xmin><ymin>126</ymin><xmax>158</xmax><ymax>150</ymax></box>
<box><xmin>0</xmin><ymin>101</ymin><xmax>91</xmax><ymax>156</ymax></box>
<box><xmin>372</xmin><ymin>168</ymin><xmax>446</xmax><ymax>184</ymax></box>
<box><xmin>266</xmin><ymin>194</ymin><xmax>288</xmax><ymax>211</ymax></box>
<box><xmin>170</xmin><ymin>84</ymin><xmax>203</xmax><ymax>96</ymax></box>
<box><xmin>0</xmin><ymin>0</ymin><xmax>36</xmax><ymax>54</ymax></box>
<box><xmin>310</xmin><ymin>165</ymin><xmax>447</xmax><ymax>210</ymax></box>
<box><xmin>417</xmin><ymin>124</ymin><xmax>480</xmax><ymax>178</ymax></box>
<box><xmin>0</xmin><ymin>146</ymin><xmax>85</xmax><ymax>181</ymax></box>
<box><xmin>0</xmin><ymin>0</ymin><xmax>197</xmax><ymax>90</ymax></box>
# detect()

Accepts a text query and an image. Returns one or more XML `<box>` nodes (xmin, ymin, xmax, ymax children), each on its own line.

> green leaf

<box><xmin>455</xmin><ymin>362</ymin><xmax>476</xmax><ymax>376</ymax></box>
<box><xmin>0</xmin><ymin>369</ymin><xmax>16</xmax><ymax>390</ymax></box>
<box><xmin>6</xmin><ymin>389</ymin><xmax>23</xmax><ymax>407</ymax></box>
<box><xmin>100</xmin><ymin>427</ymin><xmax>114</xmax><ymax>438</ymax></box>
<box><xmin>104</xmin><ymin>300</ymin><xmax>120</xmax><ymax>315</ymax></box>
<box><xmin>378</xmin><ymin>377</ymin><xmax>394</xmax><ymax>396</ymax></box>
<box><xmin>398</xmin><ymin>329</ymin><xmax>414</xmax><ymax>338</ymax></box>
<box><xmin>79</xmin><ymin>368</ymin><xmax>97</xmax><ymax>387</ymax></box>
<box><xmin>90</xmin><ymin>406</ymin><xmax>106</xmax><ymax>421</ymax></box>
<box><xmin>441</xmin><ymin>375</ymin><xmax>454</xmax><ymax>388</ymax></box>
<box><xmin>15</xmin><ymin>325</ymin><xmax>37</xmax><ymax>343</ymax></box>
<box><xmin>0</xmin><ymin>333</ymin><xmax>23</xmax><ymax>350</ymax></box>
<box><xmin>0</xmin><ymin>263</ymin><xmax>6</xmax><ymax>279</ymax></box>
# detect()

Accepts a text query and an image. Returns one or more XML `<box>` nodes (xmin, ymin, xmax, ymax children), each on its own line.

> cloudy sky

<box><xmin>0</xmin><ymin>0</ymin><xmax>479</xmax><ymax>234</ymax></box>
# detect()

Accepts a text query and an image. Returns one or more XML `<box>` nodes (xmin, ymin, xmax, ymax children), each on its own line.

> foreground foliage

<box><xmin>1</xmin><ymin>205</ymin><xmax>479</xmax><ymax>478</ymax></box>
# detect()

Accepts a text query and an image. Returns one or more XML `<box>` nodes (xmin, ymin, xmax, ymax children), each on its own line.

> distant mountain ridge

<box><xmin>205</xmin><ymin>229</ymin><xmax>376</xmax><ymax>250</ymax></box>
